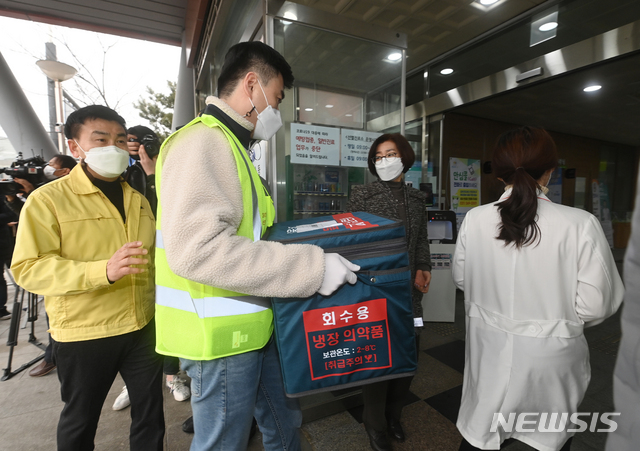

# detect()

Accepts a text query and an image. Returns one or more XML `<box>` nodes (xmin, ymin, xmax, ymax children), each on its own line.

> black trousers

<box><xmin>44</xmin><ymin>312</ymin><xmax>53</xmax><ymax>364</ymax></box>
<box><xmin>163</xmin><ymin>355</ymin><xmax>180</xmax><ymax>375</ymax></box>
<box><xmin>362</xmin><ymin>375</ymin><xmax>414</xmax><ymax>431</ymax></box>
<box><xmin>361</xmin><ymin>334</ymin><xmax>419</xmax><ymax>432</ymax></box>
<box><xmin>459</xmin><ymin>436</ymin><xmax>573</xmax><ymax>450</ymax></box>
<box><xmin>0</xmin><ymin>257</ymin><xmax>11</xmax><ymax>313</ymax></box>
<box><xmin>53</xmin><ymin>321</ymin><xmax>165</xmax><ymax>451</ymax></box>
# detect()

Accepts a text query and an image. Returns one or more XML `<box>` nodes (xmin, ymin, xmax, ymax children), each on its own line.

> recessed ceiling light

<box><xmin>423</xmin><ymin>71</ymin><xmax>429</xmax><ymax>78</ymax></box>
<box><xmin>281</xmin><ymin>12</ymin><xmax>297</xmax><ymax>25</ymax></box>
<box><xmin>305</xmin><ymin>108</ymin><xmax>313</xmax><ymax>111</ymax></box>
<box><xmin>440</xmin><ymin>68</ymin><xmax>454</xmax><ymax>75</ymax></box>
<box><xmin>480</xmin><ymin>0</ymin><xmax>499</xmax><ymax>5</ymax></box>
<box><xmin>583</xmin><ymin>85</ymin><xmax>602</xmax><ymax>92</ymax></box>
<box><xmin>539</xmin><ymin>22</ymin><xmax>558</xmax><ymax>32</ymax></box>
<box><xmin>325</xmin><ymin>104</ymin><xmax>334</xmax><ymax>108</ymax></box>
<box><xmin>345</xmin><ymin>114</ymin><xmax>353</xmax><ymax>117</ymax></box>
<box><xmin>387</xmin><ymin>52</ymin><xmax>402</xmax><ymax>62</ymax></box>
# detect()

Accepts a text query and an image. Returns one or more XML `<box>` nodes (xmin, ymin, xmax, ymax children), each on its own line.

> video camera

<box><xmin>0</xmin><ymin>154</ymin><xmax>47</xmax><ymax>196</ymax></box>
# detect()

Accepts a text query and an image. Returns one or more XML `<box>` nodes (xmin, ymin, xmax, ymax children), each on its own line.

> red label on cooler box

<box><xmin>303</xmin><ymin>298</ymin><xmax>392</xmax><ymax>380</ymax></box>
<box><xmin>332</xmin><ymin>213</ymin><xmax>380</xmax><ymax>231</ymax></box>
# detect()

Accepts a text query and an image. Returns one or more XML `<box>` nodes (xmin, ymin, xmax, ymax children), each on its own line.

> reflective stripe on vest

<box><xmin>232</xmin><ymin>139</ymin><xmax>262</xmax><ymax>242</ymax></box>
<box><xmin>155</xmin><ymin>230</ymin><xmax>269</xmax><ymax>318</ymax></box>
<box><xmin>156</xmin><ymin>285</ymin><xmax>270</xmax><ymax>318</ymax></box>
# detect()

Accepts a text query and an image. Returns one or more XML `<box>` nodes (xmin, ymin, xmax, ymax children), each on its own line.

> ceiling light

<box><xmin>531</xmin><ymin>9</ymin><xmax>558</xmax><ymax>46</ymax></box>
<box><xmin>423</xmin><ymin>71</ymin><xmax>428</xmax><ymax>78</ymax></box>
<box><xmin>281</xmin><ymin>11</ymin><xmax>297</xmax><ymax>24</ymax></box>
<box><xmin>440</xmin><ymin>68</ymin><xmax>454</xmax><ymax>75</ymax></box>
<box><xmin>345</xmin><ymin>114</ymin><xmax>353</xmax><ymax>117</ymax></box>
<box><xmin>480</xmin><ymin>0</ymin><xmax>499</xmax><ymax>5</ymax></box>
<box><xmin>387</xmin><ymin>52</ymin><xmax>402</xmax><ymax>62</ymax></box>
<box><xmin>325</xmin><ymin>104</ymin><xmax>334</xmax><ymax>108</ymax></box>
<box><xmin>583</xmin><ymin>85</ymin><xmax>601</xmax><ymax>92</ymax></box>
<box><xmin>305</xmin><ymin>108</ymin><xmax>313</xmax><ymax>111</ymax></box>
<box><xmin>539</xmin><ymin>22</ymin><xmax>558</xmax><ymax>32</ymax></box>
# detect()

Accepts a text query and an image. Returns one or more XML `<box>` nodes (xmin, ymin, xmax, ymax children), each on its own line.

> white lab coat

<box><xmin>452</xmin><ymin>189</ymin><xmax>624</xmax><ymax>451</ymax></box>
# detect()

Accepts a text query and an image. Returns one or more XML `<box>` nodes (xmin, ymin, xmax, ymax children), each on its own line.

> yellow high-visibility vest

<box><xmin>154</xmin><ymin>113</ymin><xmax>275</xmax><ymax>360</ymax></box>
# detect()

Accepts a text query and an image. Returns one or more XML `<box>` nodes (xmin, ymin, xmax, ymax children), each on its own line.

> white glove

<box><xmin>318</xmin><ymin>253</ymin><xmax>360</xmax><ymax>296</ymax></box>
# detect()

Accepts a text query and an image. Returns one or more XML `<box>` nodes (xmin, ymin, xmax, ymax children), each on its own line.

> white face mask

<box><xmin>375</xmin><ymin>157</ymin><xmax>404</xmax><ymax>181</ymax></box>
<box><xmin>43</xmin><ymin>165</ymin><xmax>59</xmax><ymax>181</ymax></box>
<box><xmin>74</xmin><ymin>141</ymin><xmax>129</xmax><ymax>178</ymax></box>
<box><xmin>249</xmin><ymin>79</ymin><xmax>283</xmax><ymax>141</ymax></box>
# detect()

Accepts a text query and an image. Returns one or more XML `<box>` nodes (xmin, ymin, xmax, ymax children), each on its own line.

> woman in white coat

<box><xmin>452</xmin><ymin>127</ymin><xmax>624</xmax><ymax>451</ymax></box>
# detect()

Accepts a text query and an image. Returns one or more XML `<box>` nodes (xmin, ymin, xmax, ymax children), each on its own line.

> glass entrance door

<box><xmin>269</xmin><ymin>18</ymin><xmax>405</xmax><ymax>221</ymax></box>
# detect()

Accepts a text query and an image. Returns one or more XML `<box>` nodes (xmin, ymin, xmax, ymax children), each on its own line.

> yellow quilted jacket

<box><xmin>11</xmin><ymin>165</ymin><xmax>156</xmax><ymax>342</ymax></box>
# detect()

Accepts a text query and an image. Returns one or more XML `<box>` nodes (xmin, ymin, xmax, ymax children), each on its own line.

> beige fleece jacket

<box><xmin>161</xmin><ymin>96</ymin><xmax>325</xmax><ymax>298</ymax></box>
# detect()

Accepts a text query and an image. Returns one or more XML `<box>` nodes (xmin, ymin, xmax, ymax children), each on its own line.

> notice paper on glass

<box><xmin>291</xmin><ymin>123</ymin><xmax>340</xmax><ymax>166</ymax></box>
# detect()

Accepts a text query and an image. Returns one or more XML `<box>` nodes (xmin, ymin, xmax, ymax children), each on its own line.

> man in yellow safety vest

<box><xmin>155</xmin><ymin>41</ymin><xmax>359</xmax><ymax>450</ymax></box>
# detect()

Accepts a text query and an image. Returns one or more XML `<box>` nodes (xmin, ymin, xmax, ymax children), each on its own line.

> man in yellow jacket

<box><xmin>11</xmin><ymin>105</ymin><xmax>164</xmax><ymax>451</ymax></box>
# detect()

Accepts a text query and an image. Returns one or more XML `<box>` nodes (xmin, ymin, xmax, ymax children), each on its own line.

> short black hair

<box><xmin>367</xmin><ymin>133</ymin><xmax>416</xmax><ymax>178</ymax></box>
<box><xmin>51</xmin><ymin>154</ymin><xmax>77</xmax><ymax>170</ymax></box>
<box><xmin>127</xmin><ymin>125</ymin><xmax>157</xmax><ymax>139</ymax></box>
<box><xmin>64</xmin><ymin>105</ymin><xmax>126</xmax><ymax>140</ymax></box>
<box><xmin>217</xmin><ymin>41</ymin><xmax>294</xmax><ymax>98</ymax></box>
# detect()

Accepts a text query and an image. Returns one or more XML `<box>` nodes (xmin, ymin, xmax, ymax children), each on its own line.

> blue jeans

<box><xmin>180</xmin><ymin>337</ymin><xmax>302</xmax><ymax>451</ymax></box>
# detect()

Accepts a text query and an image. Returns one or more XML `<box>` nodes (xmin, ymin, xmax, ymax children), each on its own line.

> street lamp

<box><xmin>36</xmin><ymin>59</ymin><xmax>77</xmax><ymax>154</ymax></box>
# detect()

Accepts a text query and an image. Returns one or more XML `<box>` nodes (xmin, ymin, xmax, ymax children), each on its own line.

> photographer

<box><xmin>0</xmin><ymin>199</ymin><xmax>17</xmax><ymax>320</ymax></box>
<box><xmin>123</xmin><ymin>125</ymin><xmax>159</xmax><ymax>213</ymax></box>
<box><xmin>5</xmin><ymin>155</ymin><xmax>77</xmax><ymax>216</ymax></box>
<box><xmin>3</xmin><ymin>154</ymin><xmax>78</xmax><ymax>377</ymax></box>
<box><xmin>111</xmin><ymin>125</ymin><xmax>190</xmax><ymax>410</ymax></box>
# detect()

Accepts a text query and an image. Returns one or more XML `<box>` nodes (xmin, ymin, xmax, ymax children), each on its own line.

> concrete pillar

<box><xmin>45</xmin><ymin>42</ymin><xmax>58</xmax><ymax>150</ymax></box>
<box><xmin>0</xmin><ymin>51</ymin><xmax>58</xmax><ymax>160</ymax></box>
<box><xmin>172</xmin><ymin>31</ymin><xmax>196</xmax><ymax>131</ymax></box>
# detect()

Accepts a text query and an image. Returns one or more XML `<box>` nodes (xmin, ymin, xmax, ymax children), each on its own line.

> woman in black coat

<box><xmin>347</xmin><ymin>133</ymin><xmax>431</xmax><ymax>451</ymax></box>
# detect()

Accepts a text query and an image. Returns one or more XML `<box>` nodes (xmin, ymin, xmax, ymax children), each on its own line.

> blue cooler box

<box><xmin>266</xmin><ymin>212</ymin><xmax>417</xmax><ymax>397</ymax></box>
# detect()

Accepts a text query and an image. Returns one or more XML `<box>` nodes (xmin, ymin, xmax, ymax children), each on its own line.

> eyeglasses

<box><xmin>372</xmin><ymin>152</ymin><xmax>399</xmax><ymax>163</ymax></box>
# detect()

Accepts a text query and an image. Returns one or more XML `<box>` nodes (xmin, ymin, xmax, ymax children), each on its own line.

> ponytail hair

<box><xmin>493</xmin><ymin>127</ymin><xmax>558</xmax><ymax>248</ymax></box>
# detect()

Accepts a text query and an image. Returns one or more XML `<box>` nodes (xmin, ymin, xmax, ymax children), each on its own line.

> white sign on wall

<box><xmin>290</xmin><ymin>123</ymin><xmax>340</xmax><ymax>166</ymax></box>
<box><xmin>340</xmin><ymin>129</ymin><xmax>381</xmax><ymax>167</ymax></box>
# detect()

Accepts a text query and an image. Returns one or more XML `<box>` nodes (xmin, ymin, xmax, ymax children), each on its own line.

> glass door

<box><xmin>270</xmin><ymin>18</ymin><xmax>405</xmax><ymax>221</ymax></box>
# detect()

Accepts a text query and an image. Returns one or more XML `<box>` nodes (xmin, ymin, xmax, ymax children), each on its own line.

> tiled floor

<box><xmin>0</xmin><ymin>250</ymin><xmax>625</xmax><ymax>450</ymax></box>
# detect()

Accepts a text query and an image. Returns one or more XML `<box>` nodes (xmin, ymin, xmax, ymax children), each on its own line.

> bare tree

<box><xmin>57</xmin><ymin>35</ymin><xmax>123</xmax><ymax>110</ymax></box>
